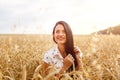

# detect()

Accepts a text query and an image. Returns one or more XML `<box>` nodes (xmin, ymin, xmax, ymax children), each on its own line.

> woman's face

<box><xmin>53</xmin><ymin>24</ymin><xmax>66</xmax><ymax>45</ymax></box>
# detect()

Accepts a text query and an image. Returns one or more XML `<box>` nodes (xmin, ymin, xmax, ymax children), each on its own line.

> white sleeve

<box><xmin>42</xmin><ymin>52</ymin><xmax>51</xmax><ymax>64</ymax></box>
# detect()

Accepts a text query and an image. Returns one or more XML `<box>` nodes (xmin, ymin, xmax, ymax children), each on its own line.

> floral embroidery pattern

<box><xmin>42</xmin><ymin>45</ymin><xmax>82</xmax><ymax>72</ymax></box>
<box><xmin>42</xmin><ymin>45</ymin><xmax>63</xmax><ymax>72</ymax></box>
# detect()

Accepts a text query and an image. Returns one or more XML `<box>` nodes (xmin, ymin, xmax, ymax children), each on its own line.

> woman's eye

<box><xmin>55</xmin><ymin>30</ymin><xmax>59</xmax><ymax>34</ymax></box>
<box><xmin>55</xmin><ymin>30</ymin><xmax>66</xmax><ymax>34</ymax></box>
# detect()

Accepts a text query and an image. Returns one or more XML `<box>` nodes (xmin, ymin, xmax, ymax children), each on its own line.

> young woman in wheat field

<box><xmin>42</xmin><ymin>21</ymin><xmax>83</xmax><ymax>78</ymax></box>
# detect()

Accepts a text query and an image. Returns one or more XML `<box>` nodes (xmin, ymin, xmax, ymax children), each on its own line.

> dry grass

<box><xmin>0</xmin><ymin>34</ymin><xmax>120</xmax><ymax>80</ymax></box>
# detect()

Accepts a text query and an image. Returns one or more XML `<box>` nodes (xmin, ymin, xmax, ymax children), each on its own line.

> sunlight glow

<box><xmin>0</xmin><ymin>0</ymin><xmax>120</xmax><ymax>34</ymax></box>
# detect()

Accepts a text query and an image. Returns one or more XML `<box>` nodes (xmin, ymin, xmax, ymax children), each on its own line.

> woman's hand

<box><xmin>56</xmin><ymin>54</ymin><xmax>74</xmax><ymax>78</ymax></box>
<box><xmin>63</xmin><ymin>54</ymin><xmax>74</xmax><ymax>70</ymax></box>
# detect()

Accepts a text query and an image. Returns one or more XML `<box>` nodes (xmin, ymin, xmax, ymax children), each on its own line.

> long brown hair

<box><xmin>52</xmin><ymin>21</ymin><xmax>77</xmax><ymax>71</ymax></box>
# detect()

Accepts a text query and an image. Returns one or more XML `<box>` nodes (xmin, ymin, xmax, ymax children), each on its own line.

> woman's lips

<box><xmin>57</xmin><ymin>37</ymin><xmax>65</xmax><ymax>41</ymax></box>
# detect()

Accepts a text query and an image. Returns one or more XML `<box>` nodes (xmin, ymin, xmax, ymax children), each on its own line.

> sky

<box><xmin>0</xmin><ymin>0</ymin><xmax>120</xmax><ymax>34</ymax></box>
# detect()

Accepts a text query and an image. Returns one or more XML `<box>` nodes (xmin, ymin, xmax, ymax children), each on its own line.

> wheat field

<box><xmin>0</xmin><ymin>34</ymin><xmax>120</xmax><ymax>80</ymax></box>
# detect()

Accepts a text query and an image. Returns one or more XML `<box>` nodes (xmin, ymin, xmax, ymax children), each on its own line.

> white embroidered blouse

<box><xmin>42</xmin><ymin>45</ymin><xmax>82</xmax><ymax>73</ymax></box>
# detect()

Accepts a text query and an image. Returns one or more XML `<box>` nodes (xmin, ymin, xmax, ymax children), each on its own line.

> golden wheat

<box><xmin>0</xmin><ymin>34</ymin><xmax>120</xmax><ymax>80</ymax></box>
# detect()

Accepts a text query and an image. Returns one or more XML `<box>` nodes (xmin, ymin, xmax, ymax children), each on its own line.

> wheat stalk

<box><xmin>22</xmin><ymin>65</ymin><xmax>27</xmax><ymax>80</ymax></box>
<box><xmin>33</xmin><ymin>64</ymin><xmax>43</xmax><ymax>80</ymax></box>
<box><xmin>0</xmin><ymin>69</ymin><xmax>2</xmax><ymax>80</ymax></box>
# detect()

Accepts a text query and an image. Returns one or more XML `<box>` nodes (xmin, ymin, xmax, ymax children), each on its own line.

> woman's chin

<box><xmin>57</xmin><ymin>41</ymin><xmax>66</xmax><ymax>44</ymax></box>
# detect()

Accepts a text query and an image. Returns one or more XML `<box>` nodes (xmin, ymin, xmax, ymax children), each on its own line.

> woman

<box><xmin>42</xmin><ymin>21</ymin><xmax>83</xmax><ymax>77</ymax></box>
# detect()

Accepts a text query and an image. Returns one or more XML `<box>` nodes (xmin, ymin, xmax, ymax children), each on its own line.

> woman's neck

<box><xmin>58</xmin><ymin>44</ymin><xmax>67</xmax><ymax>58</ymax></box>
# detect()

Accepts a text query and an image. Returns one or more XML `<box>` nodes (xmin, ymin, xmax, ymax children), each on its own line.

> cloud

<box><xmin>0</xmin><ymin>0</ymin><xmax>120</xmax><ymax>34</ymax></box>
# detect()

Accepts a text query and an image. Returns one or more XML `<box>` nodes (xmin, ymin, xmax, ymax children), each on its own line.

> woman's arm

<box><xmin>55</xmin><ymin>54</ymin><xmax>74</xmax><ymax>77</ymax></box>
<box><xmin>76</xmin><ymin>54</ymin><xmax>83</xmax><ymax>70</ymax></box>
<box><xmin>74</xmin><ymin>46</ymin><xmax>83</xmax><ymax>70</ymax></box>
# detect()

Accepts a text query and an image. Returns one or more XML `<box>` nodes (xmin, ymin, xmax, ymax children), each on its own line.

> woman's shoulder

<box><xmin>44</xmin><ymin>45</ymin><xmax>58</xmax><ymax>55</ymax></box>
<box><xmin>74</xmin><ymin>46</ymin><xmax>83</xmax><ymax>57</ymax></box>
<box><xmin>42</xmin><ymin>45</ymin><xmax>59</xmax><ymax>63</ymax></box>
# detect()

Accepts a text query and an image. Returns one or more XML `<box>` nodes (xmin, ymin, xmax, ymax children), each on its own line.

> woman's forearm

<box><xmin>55</xmin><ymin>66</ymin><xmax>66</xmax><ymax>78</ymax></box>
<box><xmin>77</xmin><ymin>57</ymin><xmax>83</xmax><ymax>70</ymax></box>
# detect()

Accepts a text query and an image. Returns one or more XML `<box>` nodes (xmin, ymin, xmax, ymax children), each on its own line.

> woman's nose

<box><xmin>59</xmin><ymin>32</ymin><xmax>64</xmax><ymax>36</ymax></box>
